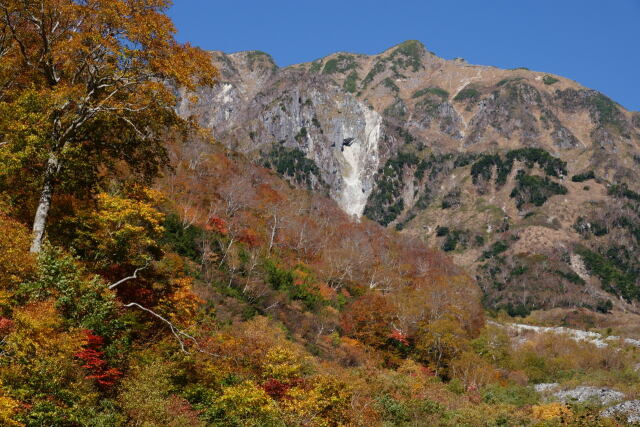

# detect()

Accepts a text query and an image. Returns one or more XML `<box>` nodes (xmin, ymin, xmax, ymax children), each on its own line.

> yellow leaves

<box><xmin>72</xmin><ymin>188</ymin><xmax>165</xmax><ymax>268</ymax></box>
<box><xmin>262</xmin><ymin>346</ymin><xmax>310</xmax><ymax>382</ymax></box>
<box><xmin>8</xmin><ymin>301</ymin><xmax>82</xmax><ymax>360</ymax></box>
<box><xmin>0</xmin><ymin>300</ymin><xmax>92</xmax><ymax>407</ymax></box>
<box><xmin>118</xmin><ymin>357</ymin><xmax>206</xmax><ymax>427</ymax></box>
<box><xmin>0</xmin><ymin>394</ymin><xmax>23</xmax><ymax>427</ymax></box>
<box><xmin>281</xmin><ymin>375</ymin><xmax>352</xmax><ymax>427</ymax></box>
<box><xmin>531</xmin><ymin>402</ymin><xmax>572</xmax><ymax>420</ymax></box>
<box><xmin>0</xmin><ymin>214</ymin><xmax>35</xmax><ymax>292</ymax></box>
<box><xmin>157</xmin><ymin>276</ymin><xmax>203</xmax><ymax>325</ymax></box>
<box><xmin>449</xmin><ymin>351</ymin><xmax>500</xmax><ymax>390</ymax></box>
<box><xmin>217</xmin><ymin>381</ymin><xmax>280</xmax><ymax>426</ymax></box>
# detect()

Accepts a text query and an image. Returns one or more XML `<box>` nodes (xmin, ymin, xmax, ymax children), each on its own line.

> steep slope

<box><xmin>179</xmin><ymin>41</ymin><xmax>640</xmax><ymax>316</ymax></box>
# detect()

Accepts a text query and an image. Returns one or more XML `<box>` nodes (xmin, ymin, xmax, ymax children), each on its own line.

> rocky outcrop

<box><xmin>554</xmin><ymin>387</ymin><xmax>625</xmax><ymax>406</ymax></box>
<box><xmin>602</xmin><ymin>400</ymin><xmax>640</xmax><ymax>423</ymax></box>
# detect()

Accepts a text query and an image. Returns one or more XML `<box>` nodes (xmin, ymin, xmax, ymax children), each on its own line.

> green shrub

<box><xmin>497</xmin><ymin>77</ymin><xmax>524</xmax><ymax>87</ymax></box>
<box><xmin>343</xmin><ymin>71</ymin><xmax>359</xmax><ymax>93</ymax></box>
<box><xmin>571</xmin><ymin>171</ymin><xmax>595</xmax><ymax>182</ymax></box>
<box><xmin>453</xmin><ymin>88</ymin><xmax>480</xmax><ymax>102</ymax></box>
<box><xmin>412</xmin><ymin>87</ymin><xmax>449</xmax><ymax>100</ymax></box>
<box><xmin>542</xmin><ymin>75</ymin><xmax>559</xmax><ymax>85</ymax></box>
<box><xmin>364</xmin><ymin>152</ymin><xmax>419</xmax><ymax>225</ymax></box>
<box><xmin>322</xmin><ymin>54</ymin><xmax>357</xmax><ymax>75</ymax></box>
<box><xmin>577</xmin><ymin>247</ymin><xmax>639</xmax><ymax>302</ymax></box>
<box><xmin>441</xmin><ymin>190</ymin><xmax>461</xmax><ymax>209</ymax></box>
<box><xmin>608</xmin><ymin>183</ymin><xmax>640</xmax><ymax>202</ymax></box>
<box><xmin>383</xmin><ymin>77</ymin><xmax>399</xmax><ymax>92</ymax></box>
<box><xmin>309</xmin><ymin>61</ymin><xmax>322</xmax><ymax>73</ymax></box>
<box><xmin>481</xmin><ymin>384</ymin><xmax>539</xmax><ymax>406</ymax></box>
<box><xmin>554</xmin><ymin>269</ymin><xmax>586</xmax><ymax>286</ymax></box>
<box><xmin>510</xmin><ymin>172</ymin><xmax>568</xmax><ymax>209</ymax></box>
<box><xmin>376</xmin><ymin>395</ymin><xmax>410</xmax><ymax>424</ymax></box>
<box><xmin>361</xmin><ymin>59</ymin><xmax>386</xmax><ymax>88</ymax></box>
<box><xmin>389</xmin><ymin>40</ymin><xmax>424</xmax><ymax>72</ymax></box>
<box><xmin>161</xmin><ymin>213</ymin><xmax>203</xmax><ymax>261</ymax></box>
<box><xmin>294</xmin><ymin>127</ymin><xmax>307</xmax><ymax>142</ymax></box>
<box><xmin>436</xmin><ymin>226</ymin><xmax>450</xmax><ymax>237</ymax></box>
<box><xmin>481</xmin><ymin>241</ymin><xmax>509</xmax><ymax>260</ymax></box>
<box><xmin>596</xmin><ymin>299</ymin><xmax>613</xmax><ymax>314</ymax></box>
<box><xmin>264</xmin><ymin>146</ymin><xmax>324</xmax><ymax>190</ymax></box>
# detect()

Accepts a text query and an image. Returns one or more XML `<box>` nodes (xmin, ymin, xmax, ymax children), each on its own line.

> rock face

<box><xmin>178</xmin><ymin>50</ymin><xmax>385</xmax><ymax>217</ymax></box>
<box><xmin>181</xmin><ymin>41</ymin><xmax>640</xmax><ymax>315</ymax></box>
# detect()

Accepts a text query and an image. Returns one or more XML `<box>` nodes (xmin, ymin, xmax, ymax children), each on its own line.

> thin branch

<box><xmin>108</xmin><ymin>263</ymin><xmax>148</xmax><ymax>289</ymax></box>
<box><xmin>124</xmin><ymin>302</ymin><xmax>197</xmax><ymax>353</ymax></box>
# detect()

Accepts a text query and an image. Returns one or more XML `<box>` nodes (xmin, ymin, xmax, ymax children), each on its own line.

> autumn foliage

<box><xmin>75</xmin><ymin>329</ymin><xmax>122</xmax><ymax>388</ymax></box>
<box><xmin>0</xmin><ymin>1</ymin><xmax>635</xmax><ymax>426</ymax></box>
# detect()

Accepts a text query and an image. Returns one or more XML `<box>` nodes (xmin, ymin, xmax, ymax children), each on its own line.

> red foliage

<box><xmin>75</xmin><ymin>330</ymin><xmax>122</xmax><ymax>388</ymax></box>
<box><xmin>262</xmin><ymin>378</ymin><xmax>304</xmax><ymax>400</ymax></box>
<box><xmin>206</xmin><ymin>215</ymin><xmax>228</xmax><ymax>235</ymax></box>
<box><xmin>389</xmin><ymin>328</ymin><xmax>410</xmax><ymax>346</ymax></box>
<box><xmin>0</xmin><ymin>317</ymin><xmax>14</xmax><ymax>334</ymax></box>
<box><xmin>262</xmin><ymin>378</ymin><xmax>291</xmax><ymax>400</ymax></box>
<box><xmin>341</xmin><ymin>293</ymin><xmax>394</xmax><ymax>348</ymax></box>
<box><xmin>166</xmin><ymin>394</ymin><xmax>202</xmax><ymax>422</ymax></box>
<box><xmin>239</xmin><ymin>227</ymin><xmax>260</xmax><ymax>247</ymax></box>
<box><xmin>418</xmin><ymin>364</ymin><xmax>437</xmax><ymax>377</ymax></box>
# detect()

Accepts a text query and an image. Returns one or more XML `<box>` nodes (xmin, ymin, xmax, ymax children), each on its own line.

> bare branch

<box><xmin>108</xmin><ymin>263</ymin><xmax>148</xmax><ymax>289</ymax></box>
<box><xmin>124</xmin><ymin>302</ymin><xmax>197</xmax><ymax>353</ymax></box>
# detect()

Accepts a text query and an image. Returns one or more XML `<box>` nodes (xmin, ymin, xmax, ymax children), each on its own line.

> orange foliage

<box><xmin>341</xmin><ymin>293</ymin><xmax>395</xmax><ymax>348</ymax></box>
<box><xmin>0</xmin><ymin>214</ymin><xmax>35</xmax><ymax>291</ymax></box>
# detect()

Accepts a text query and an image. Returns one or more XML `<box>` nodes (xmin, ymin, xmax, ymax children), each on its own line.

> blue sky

<box><xmin>169</xmin><ymin>0</ymin><xmax>640</xmax><ymax>111</ymax></box>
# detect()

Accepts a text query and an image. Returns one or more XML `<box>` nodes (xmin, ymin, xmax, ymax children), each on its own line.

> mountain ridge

<box><xmin>179</xmin><ymin>39</ymin><xmax>640</xmax><ymax>317</ymax></box>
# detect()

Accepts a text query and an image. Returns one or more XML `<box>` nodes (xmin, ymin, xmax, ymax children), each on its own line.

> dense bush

<box><xmin>571</xmin><ymin>171</ymin><xmax>596</xmax><ymax>182</ymax></box>
<box><xmin>264</xmin><ymin>146</ymin><xmax>325</xmax><ymax>190</ymax></box>
<box><xmin>577</xmin><ymin>247</ymin><xmax>639</xmax><ymax>302</ymax></box>
<box><xmin>453</xmin><ymin>88</ymin><xmax>480</xmax><ymax>102</ymax></box>
<box><xmin>480</xmin><ymin>241</ymin><xmax>509</xmax><ymax>260</ymax></box>
<box><xmin>364</xmin><ymin>152</ymin><xmax>419</xmax><ymax>226</ymax></box>
<box><xmin>470</xmin><ymin>148</ymin><xmax>567</xmax><ymax>188</ymax></box>
<box><xmin>510</xmin><ymin>172</ymin><xmax>568</xmax><ymax>209</ymax></box>
<box><xmin>412</xmin><ymin>87</ymin><xmax>449</xmax><ymax>100</ymax></box>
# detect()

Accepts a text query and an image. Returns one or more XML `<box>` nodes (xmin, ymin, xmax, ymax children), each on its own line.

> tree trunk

<box><xmin>30</xmin><ymin>153</ymin><xmax>59</xmax><ymax>253</ymax></box>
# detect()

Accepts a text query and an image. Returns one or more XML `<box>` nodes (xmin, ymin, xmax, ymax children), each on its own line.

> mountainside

<box><xmin>180</xmin><ymin>40</ymin><xmax>640</xmax><ymax>316</ymax></box>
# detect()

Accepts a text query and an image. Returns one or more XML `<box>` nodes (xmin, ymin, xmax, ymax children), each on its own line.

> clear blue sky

<box><xmin>169</xmin><ymin>0</ymin><xmax>640</xmax><ymax>111</ymax></box>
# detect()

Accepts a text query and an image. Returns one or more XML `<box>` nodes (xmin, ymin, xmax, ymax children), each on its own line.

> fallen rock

<box><xmin>601</xmin><ymin>400</ymin><xmax>640</xmax><ymax>423</ymax></box>
<box><xmin>554</xmin><ymin>386</ymin><xmax>625</xmax><ymax>406</ymax></box>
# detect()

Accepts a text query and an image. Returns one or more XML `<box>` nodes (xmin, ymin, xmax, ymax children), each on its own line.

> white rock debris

<box><xmin>554</xmin><ymin>386</ymin><xmax>625</xmax><ymax>406</ymax></box>
<box><xmin>338</xmin><ymin>105</ymin><xmax>381</xmax><ymax>217</ymax></box>
<box><xmin>491</xmin><ymin>320</ymin><xmax>640</xmax><ymax>349</ymax></box>
<box><xmin>534</xmin><ymin>383</ymin><xmax>560</xmax><ymax>393</ymax></box>
<box><xmin>601</xmin><ymin>400</ymin><xmax>640</xmax><ymax>423</ymax></box>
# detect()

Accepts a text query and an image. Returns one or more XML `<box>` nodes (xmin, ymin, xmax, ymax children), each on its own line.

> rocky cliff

<box><xmin>179</xmin><ymin>40</ymin><xmax>640</xmax><ymax>316</ymax></box>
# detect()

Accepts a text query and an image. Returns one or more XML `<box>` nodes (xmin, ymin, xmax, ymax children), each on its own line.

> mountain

<box><xmin>179</xmin><ymin>40</ymin><xmax>640</xmax><ymax>317</ymax></box>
